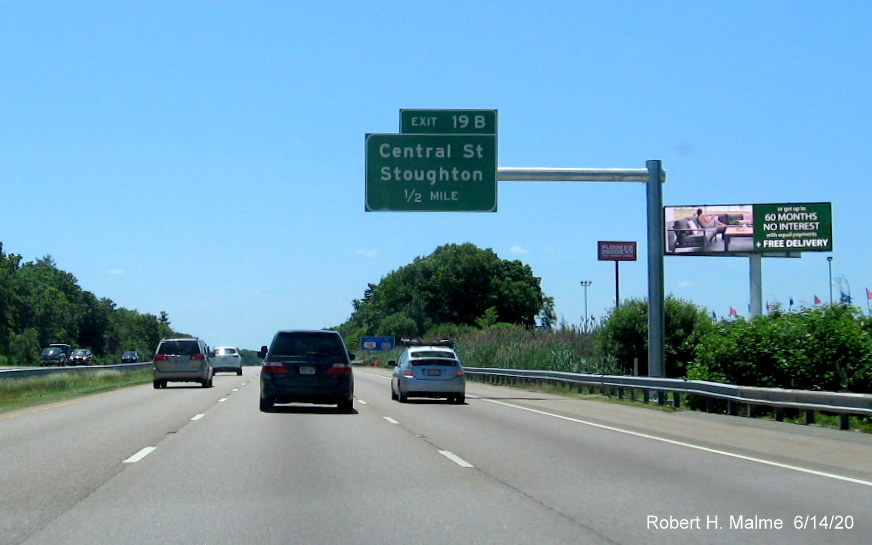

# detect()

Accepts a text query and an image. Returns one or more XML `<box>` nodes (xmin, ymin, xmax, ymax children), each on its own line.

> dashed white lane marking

<box><xmin>123</xmin><ymin>447</ymin><xmax>156</xmax><ymax>464</ymax></box>
<box><xmin>384</xmin><ymin>417</ymin><xmax>399</xmax><ymax>424</ymax></box>
<box><xmin>439</xmin><ymin>450</ymin><xmax>474</xmax><ymax>468</ymax></box>
<box><xmin>191</xmin><ymin>414</ymin><xmax>205</xmax><ymax>421</ymax></box>
<box><xmin>358</xmin><ymin>400</ymin><xmax>368</xmax><ymax>405</ymax></box>
<box><xmin>218</xmin><ymin>398</ymin><xmax>228</xmax><ymax>402</ymax></box>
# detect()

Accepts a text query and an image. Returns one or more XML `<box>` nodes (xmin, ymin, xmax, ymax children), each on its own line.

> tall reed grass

<box><xmin>454</xmin><ymin>324</ymin><xmax>619</xmax><ymax>374</ymax></box>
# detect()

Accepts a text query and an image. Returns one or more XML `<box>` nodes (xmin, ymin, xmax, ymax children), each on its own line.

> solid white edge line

<box><xmin>439</xmin><ymin>450</ymin><xmax>474</xmax><ymax>468</ymax></box>
<box><xmin>123</xmin><ymin>446</ymin><xmax>156</xmax><ymax>464</ymax></box>
<box><xmin>482</xmin><ymin>398</ymin><xmax>872</xmax><ymax>488</ymax></box>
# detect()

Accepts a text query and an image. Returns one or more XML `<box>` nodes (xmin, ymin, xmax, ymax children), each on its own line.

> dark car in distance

<box><xmin>70</xmin><ymin>348</ymin><xmax>94</xmax><ymax>366</ymax></box>
<box><xmin>39</xmin><ymin>344</ymin><xmax>72</xmax><ymax>366</ymax></box>
<box><xmin>121</xmin><ymin>351</ymin><xmax>139</xmax><ymax>363</ymax></box>
<box><xmin>258</xmin><ymin>330</ymin><xmax>354</xmax><ymax>412</ymax></box>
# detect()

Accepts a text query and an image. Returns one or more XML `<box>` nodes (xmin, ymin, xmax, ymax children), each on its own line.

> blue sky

<box><xmin>2</xmin><ymin>1</ymin><xmax>870</xmax><ymax>350</ymax></box>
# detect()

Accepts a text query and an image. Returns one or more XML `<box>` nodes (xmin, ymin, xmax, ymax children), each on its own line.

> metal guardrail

<box><xmin>0</xmin><ymin>362</ymin><xmax>152</xmax><ymax>379</ymax></box>
<box><xmin>464</xmin><ymin>367</ymin><xmax>872</xmax><ymax>430</ymax></box>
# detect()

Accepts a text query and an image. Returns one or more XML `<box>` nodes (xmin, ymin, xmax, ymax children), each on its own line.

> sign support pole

<box><xmin>498</xmin><ymin>162</ymin><xmax>665</xmax><ymax>378</ymax></box>
<box><xmin>646</xmin><ymin>160</ymin><xmax>665</xmax><ymax>378</ymax></box>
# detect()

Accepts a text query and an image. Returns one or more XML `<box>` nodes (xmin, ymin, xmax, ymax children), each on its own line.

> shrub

<box><xmin>690</xmin><ymin>305</ymin><xmax>872</xmax><ymax>392</ymax></box>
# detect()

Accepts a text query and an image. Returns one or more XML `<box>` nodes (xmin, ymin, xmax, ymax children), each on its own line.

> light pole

<box><xmin>827</xmin><ymin>256</ymin><xmax>833</xmax><ymax>304</ymax></box>
<box><xmin>580</xmin><ymin>280</ymin><xmax>592</xmax><ymax>332</ymax></box>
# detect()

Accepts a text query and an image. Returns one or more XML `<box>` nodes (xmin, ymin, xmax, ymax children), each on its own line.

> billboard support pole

<box><xmin>750</xmin><ymin>254</ymin><xmax>763</xmax><ymax>318</ymax></box>
<box><xmin>615</xmin><ymin>261</ymin><xmax>621</xmax><ymax>306</ymax></box>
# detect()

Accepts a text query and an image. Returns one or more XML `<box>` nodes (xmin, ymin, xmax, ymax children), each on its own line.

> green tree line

<box><xmin>0</xmin><ymin>243</ymin><xmax>182</xmax><ymax>365</ymax></box>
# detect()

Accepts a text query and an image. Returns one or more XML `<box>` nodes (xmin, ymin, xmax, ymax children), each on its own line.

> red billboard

<box><xmin>598</xmin><ymin>241</ymin><xmax>637</xmax><ymax>261</ymax></box>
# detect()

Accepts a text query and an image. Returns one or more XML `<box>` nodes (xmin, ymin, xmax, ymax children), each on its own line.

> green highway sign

<box><xmin>753</xmin><ymin>202</ymin><xmax>833</xmax><ymax>252</ymax></box>
<box><xmin>400</xmin><ymin>109</ymin><xmax>497</xmax><ymax>135</ymax></box>
<box><xmin>365</xmin><ymin>133</ymin><xmax>497</xmax><ymax>212</ymax></box>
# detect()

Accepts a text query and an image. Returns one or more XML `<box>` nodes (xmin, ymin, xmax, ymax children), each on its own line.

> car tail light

<box><xmin>404</xmin><ymin>368</ymin><xmax>413</xmax><ymax>377</ymax></box>
<box><xmin>456</xmin><ymin>369</ymin><xmax>464</xmax><ymax>377</ymax></box>
<box><xmin>261</xmin><ymin>361</ymin><xmax>288</xmax><ymax>374</ymax></box>
<box><xmin>327</xmin><ymin>362</ymin><xmax>352</xmax><ymax>375</ymax></box>
<box><xmin>191</xmin><ymin>353</ymin><xmax>206</xmax><ymax>361</ymax></box>
<box><xmin>154</xmin><ymin>354</ymin><xmax>168</xmax><ymax>361</ymax></box>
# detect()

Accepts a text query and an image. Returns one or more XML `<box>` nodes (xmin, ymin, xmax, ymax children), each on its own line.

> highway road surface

<box><xmin>1</xmin><ymin>367</ymin><xmax>869</xmax><ymax>545</ymax></box>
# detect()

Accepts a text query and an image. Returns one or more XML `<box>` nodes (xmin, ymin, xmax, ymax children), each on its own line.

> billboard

<box><xmin>598</xmin><ymin>241</ymin><xmax>637</xmax><ymax>261</ymax></box>
<box><xmin>664</xmin><ymin>202</ymin><xmax>832</xmax><ymax>256</ymax></box>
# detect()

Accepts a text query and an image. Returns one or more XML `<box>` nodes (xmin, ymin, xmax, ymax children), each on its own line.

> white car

<box><xmin>212</xmin><ymin>346</ymin><xmax>243</xmax><ymax>375</ymax></box>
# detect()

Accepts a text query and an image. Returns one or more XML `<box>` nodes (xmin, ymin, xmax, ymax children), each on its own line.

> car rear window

<box><xmin>158</xmin><ymin>340</ymin><xmax>200</xmax><ymax>356</ymax></box>
<box><xmin>412</xmin><ymin>350</ymin><xmax>455</xmax><ymax>358</ymax></box>
<box><xmin>270</xmin><ymin>333</ymin><xmax>346</xmax><ymax>359</ymax></box>
<box><xmin>411</xmin><ymin>358</ymin><xmax>457</xmax><ymax>367</ymax></box>
<box><xmin>216</xmin><ymin>348</ymin><xmax>238</xmax><ymax>355</ymax></box>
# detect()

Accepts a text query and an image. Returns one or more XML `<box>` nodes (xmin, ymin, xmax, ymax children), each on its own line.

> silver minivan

<box><xmin>153</xmin><ymin>338</ymin><xmax>214</xmax><ymax>388</ymax></box>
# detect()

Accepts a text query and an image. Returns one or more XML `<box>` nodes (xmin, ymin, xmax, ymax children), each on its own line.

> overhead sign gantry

<box><xmin>365</xmin><ymin>109</ymin><xmax>668</xmax><ymax>378</ymax></box>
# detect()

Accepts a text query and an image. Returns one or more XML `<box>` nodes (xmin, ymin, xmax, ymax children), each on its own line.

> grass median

<box><xmin>0</xmin><ymin>368</ymin><xmax>152</xmax><ymax>414</ymax></box>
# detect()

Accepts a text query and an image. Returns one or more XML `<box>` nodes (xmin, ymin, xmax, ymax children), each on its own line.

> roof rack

<box><xmin>399</xmin><ymin>338</ymin><xmax>456</xmax><ymax>349</ymax></box>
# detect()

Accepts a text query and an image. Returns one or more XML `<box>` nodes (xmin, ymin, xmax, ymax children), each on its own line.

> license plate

<box><xmin>427</xmin><ymin>369</ymin><xmax>441</xmax><ymax>376</ymax></box>
<box><xmin>299</xmin><ymin>366</ymin><xmax>316</xmax><ymax>375</ymax></box>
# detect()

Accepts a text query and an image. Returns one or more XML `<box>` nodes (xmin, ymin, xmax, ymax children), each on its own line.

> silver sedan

<box><xmin>391</xmin><ymin>345</ymin><xmax>466</xmax><ymax>404</ymax></box>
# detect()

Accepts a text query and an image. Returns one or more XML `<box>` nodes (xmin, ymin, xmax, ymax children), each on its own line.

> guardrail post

<box><xmin>748</xmin><ymin>405</ymin><xmax>758</xmax><ymax>418</ymax></box>
<box><xmin>727</xmin><ymin>401</ymin><xmax>737</xmax><ymax>416</ymax></box>
<box><xmin>839</xmin><ymin>414</ymin><xmax>849</xmax><ymax>431</ymax></box>
<box><xmin>643</xmin><ymin>390</ymin><xmax>650</xmax><ymax>404</ymax></box>
<box><xmin>775</xmin><ymin>408</ymin><xmax>785</xmax><ymax>422</ymax></box>
<box><xmin>672</xmin><ymin>392</ymin><xmax>680</xmax><ymax>409</ymax></box>
<box><xmin>805</xmin><ymin>410</ymin><xmax>816</xmax><ymax>425</ymax></box>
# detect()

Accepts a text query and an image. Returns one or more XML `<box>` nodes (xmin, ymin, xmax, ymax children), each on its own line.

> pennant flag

<box><xmin>840</xmin><ymin>291</ymin><xmax>853</xmax><ymax>304</ymax></box>
<box><xmin>711</xmin><ymin>310</ymin><xmax>717</xmax><ymax>319</ymax></box>
<box><xmin>814</xmin><ymin>295</ymin><xmax>822</xmax><ymax>305</ymax></box>
<box><xmin>867</xmin><ymin>287</ymin><xmax>872</xmax><ymax>300</ymax></box>
<box><xmin>789</xmin><ymin>297</ymin><xmax>794</xmax><ymax>307</ymax></box>
<box><xmin>729</xmin><ymin>306</ymin><xmax>738</xmax><ymax>316</ymax></box>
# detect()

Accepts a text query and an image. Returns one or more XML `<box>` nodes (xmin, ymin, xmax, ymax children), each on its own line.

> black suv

<box><xmin>258</xmin><ymin>330</ymin><xmax>354</xmax><ymax>412</ymax></box>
